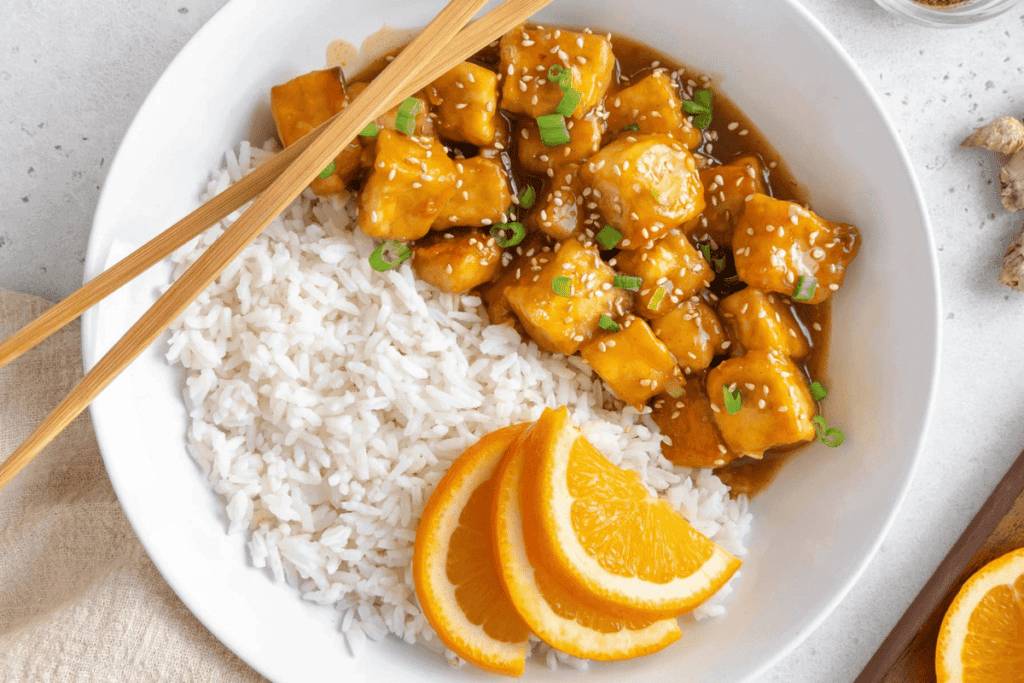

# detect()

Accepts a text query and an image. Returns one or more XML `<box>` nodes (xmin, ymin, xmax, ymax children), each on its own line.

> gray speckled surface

<box><xmin>3</xmin><ymin>1</ymin><xmax>1024</xmax><ymax>681</ymax></box>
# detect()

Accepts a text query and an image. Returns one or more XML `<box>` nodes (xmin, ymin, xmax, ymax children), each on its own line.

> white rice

<box><xmin>165</xmin><ymin>140</ymin><xmax>753</xmax><ymax>667</ymax></box>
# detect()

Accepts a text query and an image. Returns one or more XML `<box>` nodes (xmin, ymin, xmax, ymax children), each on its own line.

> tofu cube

<box><xmin>605</xmin><ymin>71</ymin><xmax>701</xmax><ymax>150</ymax></box>
<box><xmin>706</xmin><ymin>349</ymin><xmax>816</xmax><ymax>457</ymax></box>
<box><xmin>718</xmin><ymin>287</ymin><xmax>810</xmax><ymax>359</ymax></box>
<box><xmin>358</xmin><ymin>131</ymin><xmax>457</xmax><ymax>241</ymax></box>
<box><xmin>581</xmin><ymin>134</ymin><xmax>705</xmax><ymax>248</ymax></box>
<box><xmin>687</xmin><ymin>155</ymin><xmax>768</xmax><ymax>248</ymax></box>
<box><xmin>411</xmin><ymin>228</ymin><xmax>502</xmax><ymax>293</ymax></box>
<box><xmin>425</xmin><ymin>61</ymin><xmax>499</xmax><ymax>145</ymax></box>
<box><xmin>516</xmin><ymin>114</ymin><xmax>604</xmax><ymax>176</ymax></box>
<box><xmin>477</xmin><ymin>108</ymin><xmax>512</xmax><ymax>160</ymax></box>
<box><xmin>651</xmin><ymin>380</ymin><xmax>740</xmax><ymax>468</ymax></box>
<box><xmin>527</xmin><ymin>162</ymin><xmax>584</xmax><ymax>240</ymax></box>
<box><xmin>499</xmin><ymin>25</ymin><xmax>614</xmax><ymax>119</ymax></box>
<box><xmin>270</xmin><ymin>67</ymin><xmax>361</xmax><ymax>194</ymax></box>
<box><xmin>480</xmin><ymin>233</ymin><xmax>553</xmax><ymax>325</ymax></box>
<box><xmin>504</xmin><ymin>238</ymin><xmax>632</xmax><ymax>354</ymax></box>
<box><xmin>347</xmin><ymin>82</ymin><xmax>435</xmax><ymax>164</ymax></box>
<box><xmin>651</xmin><ymin>301</ymin><xmax>727</xmax><ymax>374</ymax></box>
<box><xmin>733</xmin><ymin>193</ymin><xmax>860</xmax><ymax>304</ymax></box>
<box><xmin>432</xmin><ymin>156</ymin><xmax>512</xmax><ymax>229</ymax></box>
<box><xmin>614</xmin><ymin>231</ymin><xmax>714</xmax><ymax>317</ymax></box>
<box><xmin>579</xmin><ymin>314</ymin><xmax>682</xmax><ymax>411</ymax></box>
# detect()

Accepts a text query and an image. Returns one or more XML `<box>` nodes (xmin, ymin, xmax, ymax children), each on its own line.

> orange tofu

<box><xmin>411</xmin><ymin>228</ymin><xmax>502</xmax><ymax>293</ymax></box>
<box><xmin>614</xmin><ymin>231</ymin><xmax>714</xmax><ymax>318</ymax></box>
<box><xmin>717</xmin><ymin>287</ymin><xmax>810</xmax><ymax>359</ymax></box>
<box><xmin>686</xmin><ymin>155</ymin><xmax>768</xmax><ymax>248</ymax></box>
<box><xmin>651</xmin><ymin>379</ymin><xmax>740</xmax><ymax>468</ymax></box>
<box><xmin>527</xmin><ymin>162</ymin><xmax>583</xmax><ymax>240</ymax></box>
<box><xmin>432</xmin><ymin>156</ymin><xmax>512</xmax><ymax>229</ymax></box>
<box><xmin>651</xmin><ymin>301</ymin><xmax>727</xmax><ymax>374</ymax></box>
<box><xmin>479</xmin><ymin>233</ymin><xmax>553</xmax><ymax>325</ymax></box>
<box><xmin>425</xmin><ymin>61</ymin><xmax>499</xmax><ymax>145</ymax></box>
<box><xmin>516</xmin><ymin>114</ymin><xmax>603</xmax><ymax>176</ymax></box>
<box><xmin>605</xmin><ymin>71</ymin><xmax>701</xmax><ymax>150</ymax></box>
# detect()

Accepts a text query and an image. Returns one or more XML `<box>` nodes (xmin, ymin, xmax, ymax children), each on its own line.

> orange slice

<box><xmin>492</xmin><ymin>425</ymin><xmax>682</xmax><ymax>660</ymax></box>
<box><xmin>524</xmin><ymin>406</ymin><xmax>741</xmax><ymax>618</ymax></box>
<box><xmin>936</xmin><ymin>547</ymin><xmax>1024</xmax><ymax>683</ymax></box>
<box><xmin>413</xmin><ymin>424</ymin><xmax>533</xmax><ymax>676</ymax></box>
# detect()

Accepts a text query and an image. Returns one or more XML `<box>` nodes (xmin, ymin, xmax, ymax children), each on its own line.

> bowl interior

<box><xmin>83</xmin><ymin>0</ymin><xmax>940</xmax><ymax>681</ymax></box>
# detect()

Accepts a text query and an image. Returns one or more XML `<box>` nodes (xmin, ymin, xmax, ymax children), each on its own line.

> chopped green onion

<box><xmin>651</xmin><ymin>189</ymin><xmax>661</xmax><ymax>202</ymax></box>
<box><xmin>518</xmin><ymin>186</ymin><xmax>536</xmax><ymax>209</ymax></box>
<box><xmin>598</xmin><ymin>314</ymin><xmax>619</xmax><ymax>332</ymax></box>
<box><xmin>723</xmin><ymin>386</ymin><xmax>742</xmax><ymax>415</ymax></box>
<box><xmin>537</xmin><ymin>114</ymin><xmax>571</xmax><ymax>146</ymax></box>
<box><xmin>712</xmin><ymin>257</ymin><xmax>725</xmax><ymax>272</ymax></box>
<box><xmin>613</xmin><ymin>274</ymin><xmax>642</xmax><ymax>291</ymax></box>
<box><xmin>648</xmin><ymin>287</ymin><xmax>666</xmax><ymax>311</ymax></box>
<box><xmin>665</xmin><ymin>379</ymin><xmax>684</xmax><ymax>398</ymax></box>
<box><xmin>552</xmin><ymin>275</ymin><xmax>573</xmax><ymax>297</ymax></box>
<box><xmin>681</xmin><ymin>88</ymin><xmax>714</xmax><ymax>130</ymax></box>
<box><xmin>792</xmin><ymin>275</ymin><xmax>818</xmax><ymax>302</ymax></box>
<box><xmin>546</xmin><ymin>64</ymin><xmax>566</xmax><ymax>83</ymax></box>
<box><xmin>506</xmin><ymin>204</ymin><xmax>517</xmax><ymax>219</ymax></box>
<box><xmin>369</xmin><ymin>240</ymin><xmax>411</xmax><ymax>271</ymax></box>
<box><xmin>489</xmin><ymin>221</ymin><xmax>526</xmax><ymax>248</ymax></box>
<box><xmin>318</xmin><ymin>161</ymin><xmax>336</xmax><ymax>179</ymax></box>
<box><xmin>810</xmin><ymin>381</ymin><xmax>827</xmax><ymax>402</ymax></box>
<box><xmin>724</xmin><ymin>275</ymin><xmax>740</xmax><ymax>283</ymax></box>
<box><xmin>557</xmin><ymin>70</ymin><xmax>572</xmax><ymax>91</ymax></box>
<box><xmin>619</xmin><ymin>123</ymin><xmax>640</xmax><ymax>133</ymax></box>
<box><xmin>812</xmin><ymin>415</ymin><xmax>844</xmax><ymax>447</ymax></box>
<box><xmin>700</xmin><ymin>243</ymin><xmax>712</xmax><ymax>265</ymax></box>
<box><xmin>394</xmin><ymin>97</ymin><xmax>422</xmax><ymax>135</ymax></box>
<box><xmin>595</xmin><ymin>225</ymin><xmax>622</xmax><ymax>250</ymax></box>
<box><xmin>359</xmin><ymin>122</ymin><xmax>380</xmax><ymax>137</ymax></box>
<box><xmin>555</xmin><ymin>87</ymin><xmax>583</xmax><ymax>117</ymax></box>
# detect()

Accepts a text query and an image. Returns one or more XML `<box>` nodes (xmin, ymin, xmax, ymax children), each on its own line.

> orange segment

<box><xmin>492</xmin><ymin>425</ymin><xmax>682</xmax><ymax>660</ymax></box>
<box><xmin>936</xmin><ymin>547</ymin><xmax>1024</xmax><ymax>683</ymax></box>
<box><xmin>413</xmin><ymin>424</ymin><xmax>532</xmax><ymax>676</ymax></box>
<box><xmin>524</xmin><ymin>406</ymin><xmax>741</xmax><ymax>618</ymax></box>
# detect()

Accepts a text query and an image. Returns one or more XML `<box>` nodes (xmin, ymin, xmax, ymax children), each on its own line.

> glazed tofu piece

<box><xmin>504</xmin><ymin>238</ymin><xmax>631</xmax><ymax>354</ymax></box>
<box><xmin>270</xmin><ymin>68</ymin><xmax>361</xmax><ymax>194</ymax></box>
<box><xmin>432</xmin><ymin>156</ymin><xmax>512</xmax><ymax>229</ymax></box>
<box><xmin>579</xmin><ymin>314</ymin><xmax>682</xmax><ymax>411</ymax></box>
<box><xmin>687</xmin><ymin>155</ymin><xmax>768</xmax><ymax>248</ymax></box>
<box><xmin>733</xmin><ymin>193</ymin><xmax>860</xmax><ymax>304</ymax></box>
<box><xmin>480</xmin><ymin>233</ymin><xmax>552</xmax><ymax>325</ymax></box>
<box><xmin>651</xmin><ymin>301</ymin><xmax>728</xmax><ymax>374</ymax></box>
<box><xmin>358</xmin><ymin>131</ymin><xmax>457</xmax><ymax>241</ymax></box>
<box><xmin>718</xmin><ymin>287</ymin><xmax>810</xmax><ymax>359</ymax></box>
<box><xmin>580</xmin><ymin>134</ymin><xmax>705</xmax><ymax>248</ymax></box>
<box><xmin>706</xmin><ymin>349</ymin><xmax>816</xmax><ymax>457</ymax></box>
<box><xmin>498</xmin><ymin>25</ymin><xmax>614</xmax><ymax>119</ymax></box>
<box><xmin>605</xmin><ymin>71</ymin><xmax>701</xmax><ymax>150</ymax></box>
<box><xmin>651</xmin><ymin>379</ymin><xmax>740</xmax><ymax>468</ymax></box>
<box><xmin>425</xmin><ymin>61</ymin><xmax>499</xmax><ymax>145</ymax></box>
<box><xmin>527</xmin><ymin>162</ymin><xmax>584</xmax><ymax>240</ymax></box>
<box><xmin>516</xmin><ymin>114</ymin><xmax>604</xmax><ymax>176</ymax></box>
<box><xmin>478</xmin><ymin>110</ymin><xmax>512</xmax><ymax>161</ymax></box>
<box><xmin>411</xmin><ymin>228</ymin><xmax>502</xmax><ymax>293</ymax></box>
<box><xmin>614</xmin><ymin>231</ymin><xmax>714</xmax><ymax>317</ymax></box>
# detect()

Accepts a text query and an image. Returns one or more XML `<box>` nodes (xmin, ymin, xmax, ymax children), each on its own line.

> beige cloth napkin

<box><xmin>0</xmin><ymin>288</ymin><xmax>267</xmax><ymax>683</ymax></box>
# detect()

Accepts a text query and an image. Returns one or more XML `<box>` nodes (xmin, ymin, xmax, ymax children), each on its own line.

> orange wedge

<box><xmin>413</xmin><ymin>424</ymin><xmax>533</xmax><ymax>677</ymax></box>
<box><xmin>936</xmin><ymin>547</ymin><xmax>1024</xmax><ymax>683</ymax></box>
<box><xmin>524</xmin><ymin>406</ymin><xmax>741</xmax><ymax>619</ymax></box>
<box><xmin>492</xmin><ymin>425</ymin><xmax>682</xmax><ymax>660</ymax></box>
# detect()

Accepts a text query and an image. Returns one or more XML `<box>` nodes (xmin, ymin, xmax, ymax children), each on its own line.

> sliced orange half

<box><xmin>524</xmin><ymin>406</ymin><xmax>741</xmax><ymax>619</ymax></box>
<box><xmin>936</xmin><ymin>547</ymin><xmax>1024</xmax><ymax>683</ymax></box>
<box><xmin>492</xmin><ymin>424</ymin><xmax>682</xmax><ymax>660</ymax></box>
<box><xmin>413</xmin><ymin>424</ymin><xmax>533</xmax><ymax>677</ymax></box>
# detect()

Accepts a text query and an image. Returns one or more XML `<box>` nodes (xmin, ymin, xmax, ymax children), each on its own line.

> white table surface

<box><xmin>3</xmin><ymin>1</ymin><xmax>1024</xmax><ymax>681</ymax></box>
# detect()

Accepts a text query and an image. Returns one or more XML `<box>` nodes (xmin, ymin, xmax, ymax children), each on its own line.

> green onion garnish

<box><xmin>810</xmin><ymin>381</ymin><xmax>827</xmax><ymax>402</ymax></box>
<box><xmin>359</xmin><ymin>122</ymin><xmax>380</xmax><ymax>137</ymax></box>
<box><xmin>537</xmin><ymin>114</ymin><xmax>571</xmax><ymax>146</ymax></box>
<box><xmin>598</xmin><ymin>314</ymin><xmax>619</xmax><ymax>332</ymax></box>
<box><xmin>547</xmin><ymin>64</ymin><xmax>566</xmax><ymax>83</ymax></box>
<box><xmin>613</xmin><ymin>274</ymin><xmax>642</xmax><ymax>291</ymax></box>
<box><xmin>369</xmin><ymin>240</ymin><xmax>411</xmax><ymax>272</ymax></box>
<box><xmin>394</xmin><ymin>97</ymin><xmax>422</xmax><ymax>135</ymax></box>
<box><xmin>712</xmin><ymin>257</ymin><xmax>725</xmax><ymax>272</ymax></box>
<box><xmin>489</xmin><ymin>221</ymin><xmax>526</xmax><ymax>248</ymax></box>
<box><xmin>555</xmin><ymin>87</ymin><xmax>583</xmax><ymax>117</ymax></box>
<box><xmin>681</xmin><ymin>88</ymin><xmax>713</xmax><ymax>130</ymax></box>
<box><xmin>651</xmin><ymin>189</ymin><xmax>661</xmax><ymax>202</ymax></box>
<box><xmin>792</xmin><ymin>275</ymin><xmax>818</xmax><ymax>302</ymax></box>
<box><xmin>518</xmin><ymin>186</ymin><xmax>536</xmax><ymax>209</ymax></box>
<box><xmin>665</xmin><ymin>379</ymin><xmax>684</xmax><ymax>398</ymax></box>
<box><xmin>318</xmin><ymin>161</ymin><xmax>336</xmax><ymax>179</ymax></box>
<box><xmin>700</xmin><ymin>243</ymin><xmax>712</xmax><ymax>265</ymax></box>
<box><xmin>552</xmin><ymin>275</ymin><xmax>573</xmax><ymax>297</ymax></box>
<box><xmin>619</xmin><ymin>123</ymin><xmax>640</xmax><ymax>133</ymax></box>
<box><xmin>724</xmin><ymin>275</ymin><xmax>739</xmax><ymax>283</ymax></box>
<box><xmin>812</xmin><ymin>415</ymin><xmax>844</xmax><ymax>447</ymax></box>
<box><xmin>595</xmin><ymin>225</ymin><xmax>622</xmax><ymax>250</ymax></box>
<box><xmin>648</xmin><ymin>286</ymin><xmax>666</xmax><ymax>311</ymax></box>
<box><xmin>723</xmin><ymin>386</ymin><xmax>742</xmax><ymax>415</ymax></box>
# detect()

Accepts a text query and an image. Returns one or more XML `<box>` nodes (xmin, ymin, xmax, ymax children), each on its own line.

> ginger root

<box><xmin>1001</xmin><ymin>223</ymin><xmax>1024</xmax><ymax>292</ymax></box>
<box><xmin>961</xmin><ymin>117</ymin><xmax>1024</xmax><ymax>154</ymax></box>
<box><xmin>1000</xmin><ymin>150</ymin><xmax>1024</xmax><ymax>213</ymax></box>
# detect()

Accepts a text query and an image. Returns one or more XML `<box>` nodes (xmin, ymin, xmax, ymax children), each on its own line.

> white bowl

<box><xmin>83</xmin><ymin>0</ymin><xmax>940</xmax><ymax>681</ymax></box>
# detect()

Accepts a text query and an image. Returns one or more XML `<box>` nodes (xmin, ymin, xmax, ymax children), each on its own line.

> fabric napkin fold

<box><xmin>0</xmin><ymin>288</ymin><xmax>266</xmax><ymax>683</ymax></box>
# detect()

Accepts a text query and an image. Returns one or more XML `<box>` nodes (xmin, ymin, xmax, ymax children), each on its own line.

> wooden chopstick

<box><xmin>0</xmin><ymin>0</ymin><xmax>548</xmax><ymax>372</ymax></box>
<box><xmin>0</xmin><ymin>0</ymin><xmax>551</xmax><ymax>491</ymax></box>
<box><xmin>853</xmin><ymin>444</ymin><xmax>1024</xmax><ymax>682</ymax></box>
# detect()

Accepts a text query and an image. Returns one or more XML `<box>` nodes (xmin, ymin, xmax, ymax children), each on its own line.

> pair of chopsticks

<box><xmin>0</xmin><ymin>0</ymin><xmax>554</xmax><ymax>491</ymax></box>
